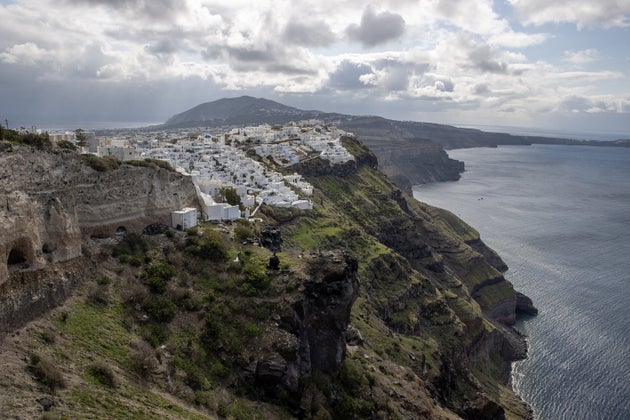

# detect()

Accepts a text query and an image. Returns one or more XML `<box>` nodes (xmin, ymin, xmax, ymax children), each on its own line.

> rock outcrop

<box><xmin>243</xmin><ymin>252</ymin><xmax>359</xmax><ymax>398</ymax></box>
<box><xmin>0</xmin><ymin>144</ymin><xmax>197</xmax><ymax>331</ymax></box>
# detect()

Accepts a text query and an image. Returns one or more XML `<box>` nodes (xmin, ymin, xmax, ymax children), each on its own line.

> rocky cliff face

<box><xmin>285</xmin><ymin>136</ymin><xmax>535</xmax><ymax>418</ymax></box>
<box><xmin>246</xmin><ymin>252</ymin><xmax>359</xmax><ymax>398</ymax></box>
<box><xmin>0</xmin><ymin>143</ymin><xmax>197</xmax><ymax>326</ymax></box>
<box><xmin>336</xmin><ymin>118</ymin><xmax>464</xmax><ymax>191</ymax></box>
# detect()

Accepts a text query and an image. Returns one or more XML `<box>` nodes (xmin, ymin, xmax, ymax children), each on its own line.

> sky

<box><xmin>0</xmin><ymin>0</ymin><xmax>629</xmax><ymax>137</ymax></box>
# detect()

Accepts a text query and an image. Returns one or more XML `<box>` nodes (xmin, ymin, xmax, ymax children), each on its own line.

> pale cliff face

<box><xmin>0</xmin><ymin>145</ymin><xmax>197</xmax><ymax>285</ymax></box>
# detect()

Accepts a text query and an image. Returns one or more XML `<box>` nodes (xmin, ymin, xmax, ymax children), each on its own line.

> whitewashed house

<box><xmin>172</xmin><ymin>207</ymin><xmax>198</xmax><ymax>230</ymax></box>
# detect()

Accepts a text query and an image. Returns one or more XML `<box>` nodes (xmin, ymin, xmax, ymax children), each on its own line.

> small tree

<box><xmin>220</xmin><ymin>187</ymin><xmax>242</xmax><ymax>208</ymax></box>
<box><xmin>75</xmin><ymin>128</ymin><xmax>87</xmax><ymax>148</ymax></box>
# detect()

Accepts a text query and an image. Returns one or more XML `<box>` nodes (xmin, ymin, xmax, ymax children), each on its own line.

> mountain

<box><xmin>164</xmin><ymin>96</ymin><xmax>330</xmax><ymax>128</ymax></box>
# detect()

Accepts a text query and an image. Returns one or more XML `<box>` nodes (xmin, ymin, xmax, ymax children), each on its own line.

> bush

<box><xmin>56</xmin><ymin>140</ymin><xmax>77</xmax><ymax>150</ymax></box>
<box><xmin>189</xmin><ymin>233</ymin><xmax>227</xmax><ymax>262</ymax></box>
<box><xmin>112</xmin><ymin>232</ymin><xmax>148</xmax><ymax>257</ymax></box>
<box><xmin>27</xmin><ymin>354</ymin><xmax>66</xmax><ymax>391</ymax></box>
<box><xmin>39</xmin><ymin>329</ymin><xmax>56</xmax><ymax>344</ymax></box>
<box><xmin>142</xmin><ymin>295</ymin><xmax>176</xmax><ymax>323</ymax></box>
<box><xmin>142</xmin><ymin>261</ymin><xmax>177</xmax><ymax>294</ymax></box>
<box><xmin>145</xmin><ymin>261</ymin><xmax>177</xmax><ymax>280</ymax></box>
<box><xmin>95</xmin><ymin>275</ymin><xmax>111</xmax><ymax>285</ymax></box>
<box><xmin>81</xmin><ymin>154</ymin><xmax>121</xmax><ymax>172</ymax></box>
<box><xmin>145</xmin><ymin>276</ymin><xmax>168</xmax><ymax>294</ymax></box>
<box><xmin>22</xmin><ymin>132</ymin><xmax>53</xmax><ymax>150</ymax></box>
<box><xmin>86</xmin><ymin>284</ymin><xmax>110</xmax><ymax>306</ymax></box>
<box><xmin>125</xmin><ymin>158</ymin><xmax>174</xmax><ymax>172</ymax></box>
<box><xmin>142</xmin><ymin>324</ymin><xmax>168</xmax><ymax>347</ymax></box>
<box><xmin>126</xmin><ymin>345</ymin><xmax>156</xmax><ymax>379</ymax></box>
<box><xmin>184</xmin><ymin>367</ymin><xmax>209</xmax><ymax>391</ymax></box>
<box><xmin>87</xmin><ymin>362</ymin><xmax>116</xmax><ymax>388</ymax></box>
<box><xmin>234</xmin><ymin>223</ymin><xmax>254</xmax><ymax>241</ymax></box>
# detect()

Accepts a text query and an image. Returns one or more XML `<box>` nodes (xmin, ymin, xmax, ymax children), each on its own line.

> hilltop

<box><xmin>1</xmin><ymin>130</ymin><xmax>535</xmax><ymax>418</ymax></box>
<box><xmin>163</xmin><ymin>96</ymin><xmax>329</xmax><ymax>129</ymax></box>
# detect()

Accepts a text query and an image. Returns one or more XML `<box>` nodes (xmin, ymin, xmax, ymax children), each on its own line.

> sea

<box><xmin>413</xmin><ymin>144</ymin><xmax>630</xmax><ymax>420</ymax></box>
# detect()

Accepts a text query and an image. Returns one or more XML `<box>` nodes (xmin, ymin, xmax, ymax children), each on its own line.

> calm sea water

<box><xmin>413</xmin><ymin>144</ymin><xmax>630</xmax><ymax>420</ymax></box>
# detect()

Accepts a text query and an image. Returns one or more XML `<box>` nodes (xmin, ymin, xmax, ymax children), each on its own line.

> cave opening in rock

<box><xmin>8</xmin><ymin>248</ymin><xmax>28</xmax><ymax>266</ymax></box>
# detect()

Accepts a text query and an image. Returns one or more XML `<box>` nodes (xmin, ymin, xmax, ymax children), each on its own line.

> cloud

<box><xmin>563</xmin><ymin>49</ymin><xmax>599</xmax><ymax>65</ymax></box>
<box><xmin>0</xmin><ymin>42</ymin><xmax>50</xmax><ymax>65</ymax></box>
<box><xmin>0</xmin><ymin>0</ymin><xmax>628</xmax><ymax>134</ymax></box>
<box><xmin>488</xmin><ymin>30</ymin><xmax>548</xmax><ymax>48</ymax></box>
<box><xmin>346</xmin><ymin>6</ymin><xmax>405</xmax><ymax>47</ymax></box>
<box><xmin>508</xmin><ymin>0</ymin><xmax>630</xmax><ymax>28</ymax></box>
<box><xmin>283</xmin><ymin>20</ymin><xmax>336</xmax><ymax>47</ymax></box>
<box><xmin>473</xmin><ymin>83</ymin><xmax>490</xmax><ymax>95</ymax></box>
<box><xmin>327</xmin><ymin>60</ymin><xmax>374</xmax><ymax>90</ymax></box>
<box><xmin>467</xmin><ymin>43</ymin><xmax>509</xmax><ymax>74</ymax></box>
<box><xmin>64</xmin><ymin>0</ymin><xmax>187</xmax><ymax>20</ymax></box>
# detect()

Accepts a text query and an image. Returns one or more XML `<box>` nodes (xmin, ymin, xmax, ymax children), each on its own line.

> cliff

<box><xmin>0</xmin><ymin>142</ymin><xmax>197</xmax><ymax>329</ymax></box>
<box><xmin>0</xmin><ymin>136</ymin><xmax>534</xmax><ymax>419</ymax></box>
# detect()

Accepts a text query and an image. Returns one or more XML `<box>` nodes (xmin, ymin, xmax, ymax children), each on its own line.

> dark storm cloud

<box><xmin>222</xmin><ymin>43</ymin><xmax>317</xmax><ymax>76</ymax></box>
<box><xmin>468</xmin><ymin>44</ymin><xmax>508</xmax><ymax>74</ymax></box>
<box><xmin>327</xmin><ymin>60</ymin><xmax>374</xmax><ymax>90</ymax></box>
<box><xmin>346</xmin><ymin>7</ymin><xmax>405</xmax><ymax>47</ymax></box>
<box><xmin>64</xmin><ymin>0</ymin><xmax>187</xmax><ymax>20</ymax></box>
<box><xmin>283</xmin><ymin>21</ymin><xmax>336</xmax><ymax>47</ymax></box>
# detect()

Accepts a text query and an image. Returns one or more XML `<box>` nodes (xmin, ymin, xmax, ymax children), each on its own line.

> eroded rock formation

<box><xmin>0</xmin><ymin>144</ymin><xmax>197</xmax><ymax>331</ymax></box>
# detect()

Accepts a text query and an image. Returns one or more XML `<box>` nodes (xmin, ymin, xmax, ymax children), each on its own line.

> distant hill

<box><xmin>161</xmin><ymin>96</ymin><xmax>627</xmax><ymax>190</ymax></box>
<box><xmin>163</xmin><ymin>96</ymin><xmax>333</xmax><ymax>128</ymax></box>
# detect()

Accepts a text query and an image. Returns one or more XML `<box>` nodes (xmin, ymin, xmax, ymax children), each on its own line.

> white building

<box><xmin>172</xmin><ymin>207</ymin><xmax>198</xmax><ymax>230</ymax></box>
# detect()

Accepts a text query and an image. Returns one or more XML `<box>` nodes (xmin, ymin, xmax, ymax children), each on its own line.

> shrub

<box><xmin>112</xmin><ymin>232</ymin><xmax>148</xmax><ymax>257</ymax></box>
<box><xmin>145</xmin><ymin>261</ymin><xmax>177</xmax><ymax>280</ymax></box>
<box><xmin>142</xmin><ymin>261</ymin><xmax>177</xmax><ymax>294</ymax></box>
<box><xmin>125</xmin><ymin>158</ymin><xmax>174</xmax><ymax>172</ymax></box>
<box><xmin>87</xmin><ymin>362</ymin><xmax>116</xmax><ymax>388</ymax></box>
<box><xmin>86</xmin><ymin>284</ymin><xmax>110</xmax><ymax>306</ymax></box>
<box><xmin>217</xmin><ymin>401</ymin><xmax>229</xmax><ymax>418</ymax></box>
<box><xmin>142</xmin><ymin>324</ymin><xmax>168</xmax><ymax>347</ymax></box>
<box><xmin>234</xmin><ymin>223</ymin><xmax>254</xmax><ymax>241</ymax></box>
<box><xmin>145</xmin><ymin>276</ymin><xmax>168</xmax><ymax>294</ymax></box>
<box><xmin>81</xmin><ymin>154</ymin><xmax>121</xmax><ymax>172</ymax></box>
<box><xmin>22</xmin><ymin>132</ymin><xmax>53</xmax><ymax>150</ymax></box>
<box><xmin>27</xmin><ymin>354</ymin><xmax>66</xmax><ymax>391</ymax></box>
<box><xmin>56</xmin><ymin>140</ymin><xmax>77</xmax><ymax>150</ymax></box>
<box><xmin>142</xmin><ymin>295</ymin><xmax>176</xmax><ymax>323</ymax></box>
<box><xmin>189</xmin><ymin>233</ymin><xmax>227</xmax><ymax>262</ymax></box>
<box><xmin>39</xmin><ymin>329</ymin><xmax>56</xmax><ymax>344</ymax></box>
<box><xmin>126</xmin><ymin>344</ymin><xmax>156</xmax><ymax>379</ymax></box>
<box><xmin>185</xmin><ymin>367</ymin><xmax>209</xmax><ymax>391</ymax></box>
<box><xmin>95</xmin><ymin>275</ymin><xmax>111</xmax><ymax>285</ymax></box>
<box><xmin>59</xmin><ymin>311</ymin><xmax>69</xmax><ymax>323</ymax></box>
